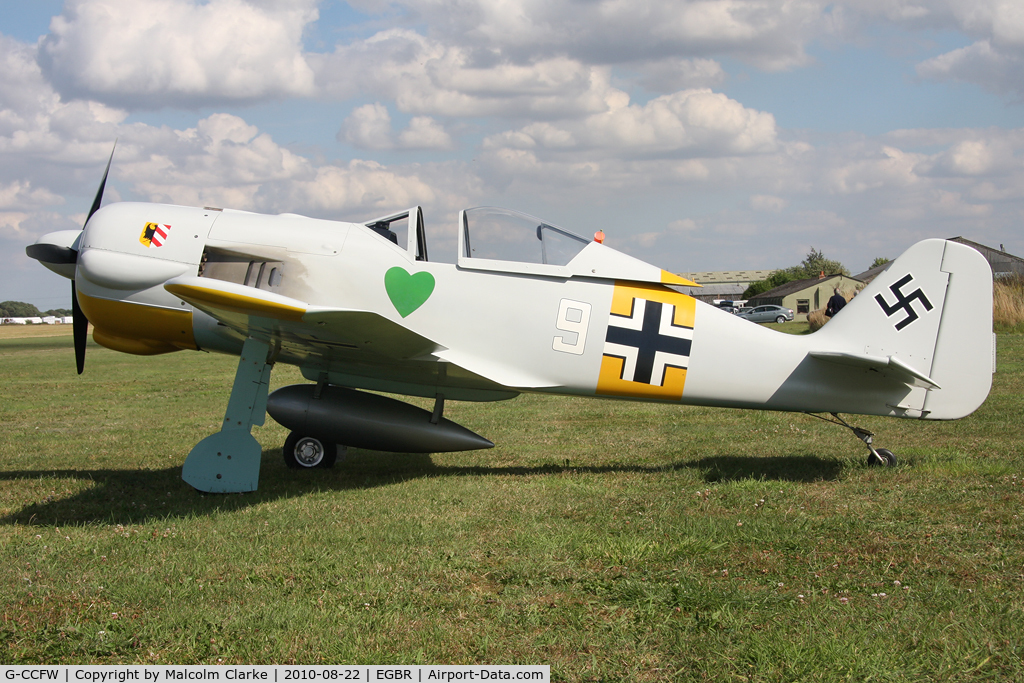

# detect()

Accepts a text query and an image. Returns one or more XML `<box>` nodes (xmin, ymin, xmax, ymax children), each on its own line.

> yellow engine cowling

<box><xmin>77</xmin><ymin>291</ymin><xmax>196</xmax><ymax>355</ymax></box>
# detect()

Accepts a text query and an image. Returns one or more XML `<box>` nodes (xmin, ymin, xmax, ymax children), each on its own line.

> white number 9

<box><xmin>552</xmin><ymin>299</ymin><xmax>592</xmax><ymax>355</ymax></box>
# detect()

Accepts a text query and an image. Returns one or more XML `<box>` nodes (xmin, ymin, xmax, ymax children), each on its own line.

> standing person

<box><xmin>825</xmin><ymin>288</ymin><xmax>847</xmax><ymax>317</ymax></box>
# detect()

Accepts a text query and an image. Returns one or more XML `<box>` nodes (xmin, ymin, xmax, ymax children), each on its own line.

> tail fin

<box><xmin>813</xmin><ymin>239</ymin><xmax>993</xmax><ymax>420</ymax></box>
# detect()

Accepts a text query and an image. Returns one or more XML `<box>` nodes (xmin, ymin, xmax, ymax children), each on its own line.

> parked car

<box><xmin>716</xmin><ymin>300</ymin><xmax>747</xmax><ymax>312</ymax></box>
<box><xmin>736</xmin><ymin>304</ymin><xmax>794</xmax><ymax>324</ymax></box>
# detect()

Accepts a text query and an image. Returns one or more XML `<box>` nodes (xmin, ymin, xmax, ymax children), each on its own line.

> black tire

<box><xmin>283</xmin><ymin>432</ymin><xmax>338</xmax><ymax>469</ymax></box>
<box><xmin>867</xmin><ymin>448</ymin><xmax>897</xmax><ymax>467</ymax></box>
<box><xmin>776</xmin><ymin>316</ymin><xmax>786</xmax><ymax>324</ymax></box>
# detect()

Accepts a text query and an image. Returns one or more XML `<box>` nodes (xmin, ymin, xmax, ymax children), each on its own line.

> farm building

<box><xmin>746</xmin><ymin>273</ymin><xmax>864</xmax><ymax>321</ymax></box>
<box><xmin>851</xmin><ymin>261</ymin><xmax>890</xmax><ymax>285</ymax></box>
<box><xmin>673</xmin><ymin>270</ymin><xmax>776</xmax><ymax>304</ymax></box>
<box><xmin>948</xmin><ymin>238</ymin><xmax>1024</xmax><ymax>279</ymax></box>
<box><xmin>854</xmin><ymin>238</ymin><xmax>1023</xmax><ymax>286</ymax></box>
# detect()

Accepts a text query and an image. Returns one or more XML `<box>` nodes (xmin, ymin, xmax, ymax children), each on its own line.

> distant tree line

<box><xmin>742</xmin><ymin>248</ymin><xmax>851</xmax><ymax>299</ymax></box>
<box><xmin>0</xmin><ymin>301</ymin><xmax>72</xmax><ymax>318</ymax></box>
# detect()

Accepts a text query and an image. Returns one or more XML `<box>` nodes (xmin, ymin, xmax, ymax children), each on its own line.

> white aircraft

<box><xmin>27</xmin><ymin>153</ymin><xmax>995</xmax><ymax>492</ymax></box>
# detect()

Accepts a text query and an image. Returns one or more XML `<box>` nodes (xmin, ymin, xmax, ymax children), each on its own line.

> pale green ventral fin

<box><xmin>182</xmin><ymin>337</ymin><xmax>272</xmax><ymax>493</ymax></box>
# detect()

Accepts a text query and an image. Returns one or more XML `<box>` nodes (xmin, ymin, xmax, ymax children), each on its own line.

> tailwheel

<box><xmin>868</xmin><ymin>448</ymin><xmax>898</xmax><ymax>467</ymax></box>
<box><xmin>283</xmin><ymin>432</ymin><xmax>340</xmax><ymax>469</ymax></box>
<box><xmin>806</xmin><ymin>413</ymin><xmax>898</xmax><ymax>468</ymax></box>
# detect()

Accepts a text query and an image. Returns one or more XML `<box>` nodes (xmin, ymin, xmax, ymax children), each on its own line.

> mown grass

<box><xmin>1</xmin><ymin>325</ymin><xmax>1022</xmax><ymax>681</ymax></box>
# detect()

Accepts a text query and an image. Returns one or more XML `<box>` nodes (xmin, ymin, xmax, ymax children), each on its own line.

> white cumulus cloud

<box><xmin>340</xmin><ymin>103</ymin><xmax>454</xmax><ymax>150</ymax></box>
<box><xmin>38</xmin><ymin>0</ymin><xmax>318</xmax><ymax>109</ymax></box>
<box><xmin>398</xmin><ymin>117</ymin><xmax>454</xmax><ymax>150</ymax></box>
<box><xmin>341</xmin><ymin>103</ymin><xmax>396</xmax><ymax>150</ymax></box>
<box><xmin>311</xmin><ymin>29</ymin><xmax>627</xmax><ymax>119</ymax></box>
<box><xmin>844</xmin><ymin>0</ymin><xmax>1024</xmax><ymax>96</ymax></box>
<box><xmin>916</xmin><ymin>40</ymin><xmax>1024</xmax><ymax>97</ymax></box>
<box><xmin>355</xmin><ymin>0</ymin><xmax>826</xmax><ymax>71</ymax></box>
<box><xmin>483</xmin><ymin>89</ymin><xmax>778</xmax><ymax>160</ymax></box>
<box><xmin>631</xmin><ymin>58</ymin><xmax>728</xmax><ymax>94</ymax></box>
<box><xmin>0</xmin><ymin>181</ymin><xmax>64</xmax><ymax>211</ymax></box>
<box><xmin>750</xmin><ymin>194</ymin><xmax>789</xmax><ymax>212</ymax></box>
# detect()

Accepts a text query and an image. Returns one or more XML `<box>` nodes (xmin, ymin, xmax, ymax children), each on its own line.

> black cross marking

<box><xmin>875</xmin><ymin>273</ymin><xmax>933</xmax><ymax>331</ymax></box>
<box><xmin>605</xmin><ymin>299</ymin><xmax>692</xmax><ymax>385</ymax></box>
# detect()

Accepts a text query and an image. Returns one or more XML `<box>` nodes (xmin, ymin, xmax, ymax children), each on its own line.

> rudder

<box><xmin>923</xmin><ymin>241</ymin><xmax>994</xmax><ymax>419</ymax></box>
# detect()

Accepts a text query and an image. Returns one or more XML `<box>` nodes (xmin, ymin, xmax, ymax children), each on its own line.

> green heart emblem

<box><xmin>385</xmin><ymin>267</ymin><xmax>435</xmax><ymax>317</ymax></box>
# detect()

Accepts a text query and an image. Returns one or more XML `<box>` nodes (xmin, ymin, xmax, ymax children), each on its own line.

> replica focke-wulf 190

<box><xmin>27</xmin><ymin>152</ymin><xmax>994</xmax><ymax>492</ymax></box>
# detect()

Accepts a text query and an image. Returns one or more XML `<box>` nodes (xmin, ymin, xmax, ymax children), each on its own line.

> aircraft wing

<box><xmin>433</xmin><ymin>349</ymin><xmax>559</xmax><ymax>390</ymax></box>
<box><xmin>165</xmin><ymin>276</ymin><xmax>443</xmax><ymax>360</ymax></box>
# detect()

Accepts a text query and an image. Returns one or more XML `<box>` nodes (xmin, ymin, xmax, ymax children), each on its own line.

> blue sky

<box><xmin>2</xmin><ymin>0</ymin><xmax>1022</xmax><ymax>310</ymax></box>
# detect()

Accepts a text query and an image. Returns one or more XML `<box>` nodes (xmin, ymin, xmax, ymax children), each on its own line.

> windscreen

<box><xmin>462</xmin><ymin>207</ymin><xmax>589</xmax><ymax>266</ymax></box>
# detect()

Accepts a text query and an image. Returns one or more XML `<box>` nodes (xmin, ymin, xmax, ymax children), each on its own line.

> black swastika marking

<box><xmin>875</xmin><ymin>274</ymin><xmax>933</xmax><ymax>331</ymax></box>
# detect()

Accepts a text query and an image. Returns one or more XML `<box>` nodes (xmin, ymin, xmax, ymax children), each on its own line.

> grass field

<box><xmin>1</xmin><ymin>324</ymin><xmax>1022</xmax><ymax>680</ymax></box>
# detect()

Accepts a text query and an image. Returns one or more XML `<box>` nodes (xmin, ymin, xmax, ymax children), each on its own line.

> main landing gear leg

<box><xmin>182</xmin><ymin>337</ymin><xmax>273</xmax><ymax>492</ymax></box>
<box><xmin>808</xmin><ymin>413</ymin><xmax>898</xmax><ymax>467</ymax></box>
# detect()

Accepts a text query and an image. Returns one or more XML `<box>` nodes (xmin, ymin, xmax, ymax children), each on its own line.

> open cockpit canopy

<box><xmin>364</xmin><ymin>205</ymin><xmax>695</xmax><ymax>286</ymax></box>
<box><xmin>461</xmin><ymin>207</ymin><xmax>590</xmax><ymax>266</ymax></box>
<box><xmin>456</xmin><ymin>206</ymin><xmax>694</xmax><ymax>286</ymax></box>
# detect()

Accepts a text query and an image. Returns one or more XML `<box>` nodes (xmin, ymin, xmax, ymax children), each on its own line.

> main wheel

<box><xmin>283</xmin><ymin>432</ymin><xmax>338</xmax><ymax>469</ymax></box>
<box><xmin>775</xmin><ymin>315</ymin><xmax>786</xmax><ymax>324</ymax></box>
<box><xmin>867</xmin><ymin>448</ymin><xmax>897</xmax><ymax>467</ymax></box>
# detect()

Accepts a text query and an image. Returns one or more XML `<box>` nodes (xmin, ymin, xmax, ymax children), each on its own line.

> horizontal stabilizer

<box><xmin>809</xmin><ymin>350</ymin><xmax>941</xmax><ymax>390</ymax></box>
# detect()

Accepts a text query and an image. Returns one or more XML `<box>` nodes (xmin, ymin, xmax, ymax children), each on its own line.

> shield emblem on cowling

<box><xmin>140</xmin><ymin>222</ymin><xmax>171</xmax><ymax>248</ymax></box>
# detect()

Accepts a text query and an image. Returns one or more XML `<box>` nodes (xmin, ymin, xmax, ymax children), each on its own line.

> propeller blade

<box><xmin>86</xmin><ymin>142</ymin><xmax>116</xmax><ymax>225</ymax></box>
<box><xmin>72</xmin><ymin>141</ymin><xmax>114</xmax><ymax>375</ymax></box>
<box><xmin>72</xmin><ymin>281</ymin><xmax>88</xmax><ymax>375</ymax></box>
